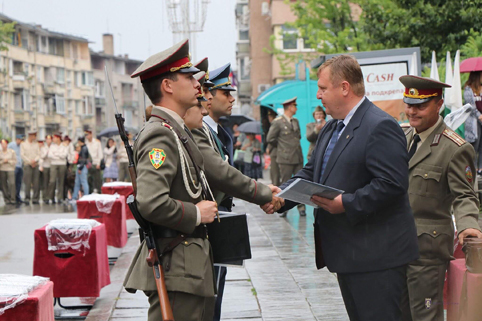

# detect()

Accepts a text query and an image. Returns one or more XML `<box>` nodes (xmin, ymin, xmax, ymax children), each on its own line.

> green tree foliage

<box><xmin>359</xmin><ymin>0</ymin><xmax>482</xmax><ymax>63</ymax></box>
<box><xmin>0</xmin><ymin>20</ymin><xmax>15</xmax><ymax>51</ymax></box>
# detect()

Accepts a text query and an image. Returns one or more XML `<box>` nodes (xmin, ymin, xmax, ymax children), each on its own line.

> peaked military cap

<box><xmin>399</xmin><ymin>75</ymin><xmax>451</xmax><ymax>105</ymax></box>
<box><xmin>282</xmin><ymin>96</ymin><xmax>297</xmax><ymax>106</ymax></box>
<box><xmin>131</xmin><ymin>39</ymin><xmax>200</xmax><ymax>82</ymax></box>
<box><xmin>27</xmin><ymin>130</ymin><xmax>37</xmax><ymax>135</ymax></box>
<box><xmin>194</xmin><ymin>71</ymin><xmax>207</xmax><ymax>101</ymax></box>
<box><xmin>209</xmin><ymin>63</ymin><xmax>235</xmax><ymax>91</ymax></box>
<box><xmin>195</xmin><ymin>58</ymin><xmax>214</xmax><ymax>87</ymax></box>
<box><xmin>53</xmin><ymin>132</ymin><xmax>62</xmax><ymax>139</ymax></box>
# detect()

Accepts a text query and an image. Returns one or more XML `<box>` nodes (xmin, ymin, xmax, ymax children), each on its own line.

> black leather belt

<box><xmin>153</xmin><ymin>225</ymin><xmax>208</xmax><ymax>239</ymax></box>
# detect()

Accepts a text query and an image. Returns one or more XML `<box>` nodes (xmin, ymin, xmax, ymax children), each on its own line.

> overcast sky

<box><xmin>3</xmin><ymin>0</ymin><xmax>237</xmax><ymax>70</ymax></box>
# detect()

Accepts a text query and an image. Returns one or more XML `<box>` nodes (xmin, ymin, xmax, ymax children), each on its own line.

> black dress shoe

<box><xmin>299</xmin><ymin>210</ymin><xmax>306</xmax><ymax>217</ymax></box>
<box><xmin>32</xmin><ymin>201</ymin><xmax>39</xmax><ymax>205</ymax></box>
<box><xmin>51</xmin><ymin>199</ymin><xmax>56</xmax><ymax>204</ymax></box>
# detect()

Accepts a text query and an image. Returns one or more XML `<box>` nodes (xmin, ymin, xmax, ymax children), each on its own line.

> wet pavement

<box><xmin>110</xmin><ymin>178</ymin><xmax>349</xmax><ymax>321</ymax></box>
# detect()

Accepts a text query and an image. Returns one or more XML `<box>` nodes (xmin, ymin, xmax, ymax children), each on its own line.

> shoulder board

<box><xmin>442</xmin><ymin>129</ymin><xmax>466</xmax><ymax>147</ymax></box>
<box><xmin>160</xmin><ymin>122</ymin><xmax>173</xmax><ymax>130</ymax></box>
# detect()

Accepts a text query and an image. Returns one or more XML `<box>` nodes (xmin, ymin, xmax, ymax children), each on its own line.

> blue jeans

<box><xmin>73</xmin><ymin>167</ymin><xmax>89</xmax><ymax>200</ymax></box>
<box><xmin>14</xmin><ymin>166</ymin><xmax>23</xmax><ymax>202</ymax></box>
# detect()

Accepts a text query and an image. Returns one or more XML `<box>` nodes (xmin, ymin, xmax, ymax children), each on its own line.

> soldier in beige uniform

<box><xmin>123</xmin><ymin>39</ymin><xmax>220</xmax><ymax>321</ymax></box>
<box><xmin>306</xmin><ymin>106</ymin><xmax>326</xmax><ymax>160</ymax></box>
<box><xmin>0</xmin><ymin>139</ymin><xmax>17</xmax><ymax>204</ymax></box>
<box><xmin>117</xmin><ymin>132</ymin><xmax>133</xmax><ymax>182</ymax></box>
<box><xmin>399</xmin><ymin>76</ymin><xmax>482</xmax><ymax>321</ymax></box>
<box><xmin>266</xmin><ymin>96</ymin><xmax>306</xmax><ymax>217</ymax></box>
<box><xmin>39</xmin><ymin>135</ymin><xmax>52</xmax><ymax>203</ymax></box>
<box><xmin>47</xmin><ymin>133</ymin><xmax>68</xmax><ymax>203</ymax></box>
<box><xmin>21</xmin><ymin>130</ymin><xmax>40</xmax><ymax>204</ymax></box>
<box><xmin>85</xmin><ymin>130</ymin><xmax>103</xmax><ymax>193</ymax></box>
<box><xmin>267</xmin><ymin>109</ymin><xmax>281</xmax><ymax>186</ymax></box>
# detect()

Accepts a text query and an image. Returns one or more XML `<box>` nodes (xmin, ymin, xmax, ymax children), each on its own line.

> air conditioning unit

<box><xmin>261</xmin><ymin>2</ymin><xmax>269</xmax><ymax>16</ymax></box>
<box><xmin>258</xmin><ymin>84</ymin><xmax>270</xmax><ymax>93</ymax></box>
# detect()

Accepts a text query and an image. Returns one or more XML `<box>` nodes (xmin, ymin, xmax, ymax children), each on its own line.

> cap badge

<box><xmin>409</xmin><ymin>88</ymin><xmax>419</xmax><ymax>96</ymax></box>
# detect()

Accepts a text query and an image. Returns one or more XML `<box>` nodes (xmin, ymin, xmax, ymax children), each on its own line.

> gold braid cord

<box><xmin>170</xmin><ymin>62</ymin><xmax>193</xmax><ymax>73</ymax></box>
<box><xmin>403</xmin><ymin>92</ymin><xmax>439</xmax><ymax>99</ymax></box>
<box><xmin>211</xmin><ymin>81</ymin><xmax>231</xmax><ymax>90</ymax></box>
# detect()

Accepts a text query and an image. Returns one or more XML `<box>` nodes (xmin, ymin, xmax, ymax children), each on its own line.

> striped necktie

<box><xmin>320</xmin><ymin>121</ymin><xmax>345</xmax><ymax>181</ymax></box>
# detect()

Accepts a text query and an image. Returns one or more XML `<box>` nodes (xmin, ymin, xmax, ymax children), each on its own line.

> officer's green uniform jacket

<box><xmin>266</xmin><ymin>115</ymin><xmax>303</xmax><ymax>165</ymax></box>
<box><xmin>306</xmin><ymin>122</ymin><xmax>322</xmax><ymax>160</ymax></box>
<box><xmin>405</xmin><ymin>117</ymin><xmax>481</xmax><ymax>265</ymax></box>
<box><xmin>191</xmin><ymin>124</ymin><xmax>272</xmax><ymax>206</ymax></box>
<box><xmin>124</xmin><ymin>107</ymin><xmax>215</xmax><ymax>298</ymax></box>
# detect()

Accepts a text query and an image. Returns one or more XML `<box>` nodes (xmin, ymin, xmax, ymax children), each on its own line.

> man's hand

<box><xmin>311</xmin><ymin>194</ymin><xmax>345</xmax><ymax>214</ymax></box>
<box><xmin>196</xmin><ymin>200</ymin><xmax>218</xmax><ymax>224</ymax></box>
<box><xmin>39</xmin><ymin>166</ymin><xmax>43</xmax><ymax>172</ymax></box>
<box><xmin>96</xmin><ymin>164</ymin><xmax>101</xmax><ymax>170</ymax></box>
<box><xmin>458</xmin><ymin>228</ymin><xmax>482</xmax><ymax>244</ymax></box>
<box><xmin>261</xmin><ymin>185</ymin><xmax>285</xmax><ymax>214</ymax></box>
<box><xmin>315</xmin><ymin>122</ymin><xmax>324</xmax><ymax>131</ymax></box>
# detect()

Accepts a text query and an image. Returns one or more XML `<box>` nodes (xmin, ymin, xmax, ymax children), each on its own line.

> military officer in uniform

<box><xmin>399</xmin><ymin>75</ymin><xmax>482</xmax><ymax>321</ymax></box>
<box><xmin>21</xmin><ymin>130</ymin><xmax>40</xmax><ymax>204</ymax></box>
<box><xmin>123</xmin><ymin>39</ymin><xmax>219</xmax><ymax>321</ymax></box>
<box><xmin>191</xmin><ymin>59</ymin><xmax>282</xmax><ymax>321</ymax></box>
<box><xmin>266</xmin><ymin>96</ymin><xmax>306</xmax><ymax>217</ymax></box>
<box><xmin>266</xmin><ymin>109</ymin><xmax>281</xmax><ymax>186</ymax></box>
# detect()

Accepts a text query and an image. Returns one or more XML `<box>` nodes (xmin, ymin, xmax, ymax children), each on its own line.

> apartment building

<box><xmin>0</xmin><ymin>13</ymin><xmax>95</xmax><ymax>139</ymax></box>
<box><xmin>91</xmin><ymin>34</ymin><xmax>147</xmax><ymax>131</ymax></box>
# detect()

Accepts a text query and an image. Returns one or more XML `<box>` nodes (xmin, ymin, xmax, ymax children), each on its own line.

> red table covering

<box><xmin>76</xmin><ymin>195</ymin><xmax>127</xmax><ymax>248</ymax></box>
<box><xmin>0</xmin><ymin>281</ymin><xmax>54</xmax><ymax>321</ymax></box>
<box><xmin>101</xmin><ymin>184</ymin><xmax>134</xmax><ymax>220</ymax></box>
<box><xmin>446</xmin><ymin>259</ymin><xmax>482</xmax><ymax>321</ymax></box>
<box><xmin>33</xmin><ymin>225</ymin><xmax>110</xmax><ymax>298</ymax></box>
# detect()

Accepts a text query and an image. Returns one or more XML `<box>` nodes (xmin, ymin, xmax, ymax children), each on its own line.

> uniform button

<box><xmin>424</xmin><ymin>174</ymin><xmax>428</xmax><ymax>178</ymax></box>
<box><xmin>184</xmin><ymin>241</ymin><xmax>188</xmax><ymax>245</ymax></box>
<box><xmin>433</xmin><ymin>230</ymin><xmax>437</xmax><ymax>235</ymax></box>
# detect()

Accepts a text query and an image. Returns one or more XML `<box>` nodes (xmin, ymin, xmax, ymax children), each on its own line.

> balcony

<box><xmin>237</xmin><ymin>42</ymin><xmax>250</xmax><ymax>55</ymax></box>
<box><xmin>43</xmin><ymin>84</ymin><xmax>56</xmax><ymax>94</ymax></box>
<box><xmin>95</xmin><ymin>97</ymin><xmax>106</xmax><ymax>106</ymax></box>
<box><xmin>45</xmin><ymin>113</ymin><xmax>62</xmax><ymax>124</ymax></box>
<box><xmin>12</xmin><ymin>74</ymin><xmax>27</xmax><ymax>89</ymax></box>
<box><xmin>14</xmin><ymin>110</ymin><xmax>28</xmax><ymax>123</ymax></box>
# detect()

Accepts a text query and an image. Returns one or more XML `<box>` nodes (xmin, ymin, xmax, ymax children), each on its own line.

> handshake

<box><xmin>261</xmin><ymin>185</ymin><xmax>285</xmax><ymax>214</ymax></box>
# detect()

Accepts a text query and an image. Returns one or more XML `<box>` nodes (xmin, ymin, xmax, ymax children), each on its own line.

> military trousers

<box><xmin>88</xmin><ymin>167</ymin><xmax>102</xmax><ymax>193</ymax></box>
<box><xmin>146</xmin><ymin>290</ymin><xmax>215</xmax><ymax>321</ymax></box>
<box><xmin>118</xmin><ymin>162</ymin><xmax>131</xmax><ymax>182</ymax></box>
<box><xmin>401</xmin><ymin>262</ymin><xmax>448</xmax><ymax>321</ymax></box>
<box><xmin>40</xmin><ymin>167</ymin><xmax>50</xmax><ymax>200</ymax></box>
<box><xmin>49</xmin><ymin>165</ymin><xmax>67</xmax><ymax>201</ymax></box>
<box><xmin>0</xmin><ymin>170</ymin><xmax>15</xmax><ymax>204</ymax></box>
<box><xmin>269</xmin><ymin>154</ymin><xmax>280</xmax><ymax>186</ymax></box>
<box><xmin>23</xmin><ymin>164</ymin><xmax>40</xmax><ymax>202</ymax></box>
<box><xmin>279</xmin><ymin>163</ymin><xmax>305</xmax><ymax>212</ymax></box>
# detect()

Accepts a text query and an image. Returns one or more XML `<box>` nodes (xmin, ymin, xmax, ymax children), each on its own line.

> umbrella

<box><xmin>219</xmin><ymin>115</ymin><xmax>255</xmax><ymax>128</ymax></box>
<box><xmin>460</xmin><ymin>57</ymin><xmax>482</xmax><ymax>73</ymax></box>
<box><xmin>237</xmin><ymin>121</ymin><xmax>262</xmax><ymax>134</ymax></box>
<box><xmin>445</xmin><ymin>104</ymin><xmax>474</xmax><ymax>130</ymax></box>
<box><xmin>98</xmin><ymin>126</ymin><xmax>139</xmax><ymax>138</ymax></box>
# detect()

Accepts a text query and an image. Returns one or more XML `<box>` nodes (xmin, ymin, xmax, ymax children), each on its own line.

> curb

<box><xmin>85</xmin><ymin>230</ymin><xmax>140</xmax><ymax>321</ymax></box>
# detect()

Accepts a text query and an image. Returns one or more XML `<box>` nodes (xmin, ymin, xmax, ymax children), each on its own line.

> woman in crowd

<box><xmin>72</xmin><ymin>137</ymin><xmax>90</xmax><ymax>200</ymax></box>
<box><xmin>103</xmin><ymin>138</ymin><xmax>118</xmax><ymax>182</ymax></box>
<box><xmin>463</xmin><ymin>71</ymin><xmax>482</xmax><ymax>174</ymax></box>
<box><xmin>306</xmin><ymin>106</ymin><xmax>326</xmax><ymax>160</ymax></box>
<box><xmin>232</xmin><ymin>123</ymin><xmax>246</xmax><ymax>173</ymax></box>
<box><xmin>0</xmin><ymin>139</ymin><xmax>18</xmax><ymax>205</ymax></box>
<box><xmin>241</xmin><ymin>133</ymin><xmax>263</xmax><ymax>180</ymax></box>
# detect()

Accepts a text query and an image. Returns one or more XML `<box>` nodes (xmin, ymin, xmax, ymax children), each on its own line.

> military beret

<box><xmin>399</xmin><ymin>75</ymin><xmax>451</xmax><ymax>105</ymax></box>
<box><xmin>131</xmin><ymin>39</ymin><xmax>200</xmax><ymax>82</ymax></box>
<box><xmin>209</xmin><ymin>63</ymin><xmax>235</xmax><ymax>91</ymax></box>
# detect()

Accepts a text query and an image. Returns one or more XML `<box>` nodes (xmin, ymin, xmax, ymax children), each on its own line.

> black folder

<box><xmin>207</xmin><ymin>212</ymin><xmax>251</xmax><ymax>265</ymax></box>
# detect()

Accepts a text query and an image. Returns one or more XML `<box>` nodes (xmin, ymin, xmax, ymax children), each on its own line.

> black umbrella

<box><xmin>98</xmin><ymin>126</ymin><xmax>139</xmax><ymax>138</ymax></box>
<box><xmin>237</xmin><ymin>121</ymin><xmax>262</xmax><ymax>134</ymax></box>
<box><xmin>219</xmin><ymin>115</ymin><xmax>255</xmax><ymax>129</ymax></box>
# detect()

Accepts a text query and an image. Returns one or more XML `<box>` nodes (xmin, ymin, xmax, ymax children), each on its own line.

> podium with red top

<box><xmin>101</xmin><ymin>182</ymin><xmax>134</xmax><ymax>220</ymax></box>
<box><xmin>76</xmin><ymin>194</ymin><xmax>127</xmax><ymax>248</ymax></box>
<box><xmin>33</xmin><ymin>221</ymin><xmax>110</xmax><ymax>299</ymax></box>
<box><xmin>0</xmin><ymin>276</ymin><xmax>54</xmax><ymax>321</ymax></box>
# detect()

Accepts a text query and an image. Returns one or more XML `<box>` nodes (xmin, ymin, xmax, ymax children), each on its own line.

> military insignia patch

<box><xmin>425</xmin><ymin>298</ymin><xmax>432</xmax><ymax>309</ymax></box>
<box><xmin>149</xmin><ymin>148</ymin><xmax>166</xmax><ymax>169</ymax></box>
<box><xmin>466</xmin><ymin>166</ymin><xmax>473</xmax><ymax>183</ymax></box>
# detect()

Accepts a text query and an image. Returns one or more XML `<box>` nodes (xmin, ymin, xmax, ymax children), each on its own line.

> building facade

<box><xmin>91</xmin><ymin>34</ymin><xmax>147</xmax><ymax>132</ymax></box>
<box><xmin>0</xmin><ymin>13</ymin><xmax>95</xmax><ymax>140</ymax></box>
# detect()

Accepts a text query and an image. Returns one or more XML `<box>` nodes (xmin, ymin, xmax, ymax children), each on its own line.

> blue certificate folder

<box><xmin>276</xmin><ymin>178</ymin><xmax>344</xmax><ymax>208</ymax></box>
<box><xmin>207</xmin><ymin>212</ymin><xmax>251</xmax><ymax>265</ymax></box>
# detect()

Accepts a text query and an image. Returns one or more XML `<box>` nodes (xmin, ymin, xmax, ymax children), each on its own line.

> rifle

<box><xmin>105</xmin><ymin>67</ymin><xmax>174</xmax><ymax>321</ymax></box>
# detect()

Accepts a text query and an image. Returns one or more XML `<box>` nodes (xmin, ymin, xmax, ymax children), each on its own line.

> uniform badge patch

<box><xmin>425</xmin><ymin>298</ymin><xmax>432</xmax><ymax>309</ymax></box>
<box><xmin>466</xmin><ymin>166</ymin><xmax>473</xmax><ymax>183</ymax></box>
<box><xmin>149</xmin><ymin>148</ymin><xmax>166</xmax><ymax>169</ymax></box>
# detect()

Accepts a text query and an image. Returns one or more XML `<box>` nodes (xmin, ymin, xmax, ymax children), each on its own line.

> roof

<box><xmin>0</xmin><ymin>12</ymin><xmax>89</xmax><ymax>43</ymax></box>
<box><xmin>90</xmin><ymin>50</ymin><xmax>143</xmax><ymax>64</ymax></box>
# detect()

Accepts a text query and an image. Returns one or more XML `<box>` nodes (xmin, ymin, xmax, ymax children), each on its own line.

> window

<box><xmin>303</xmin><ymin>36</ymin><xmax>313</xmax><ymax>49</ymax></box>
<box><xmin>54</xmin><ymin>94</ymin><xmax>65</xmax><ymax>114</ymax></box>
<box><xmin>75</xmin><ymin>100</ymin><xmax>81</xmax><ymax>115</ymax></box>
<box><xmin>13</xmin><ymin>61</ymin><xmax>23</xmax><ymax>75</ymax></box>
<box><xmin>14</xmin><ymin>90</ymin><xmax>29</xmax><ymax>110</ymax></box>
<box><xmin>124</xmin><ymin>109</ymin><xmax>133</xmax><ymax>127</ymax></box>
<box><xmin>240</xmin><ymin>57</ymin><xmax>250</xmax><ymax>80</ymax></box>
<box><xmin>282</xmin><ymin>26</ymin><xmax>298</xmax><ymax>50</ymax></box>
<box><xmin>95</xmin><ymin>80</ymin><xmax>104</xmax><ymax>97</ymax></box>
<box><xmin>81</xmin><ymin>71</ymin><xmax>94</xmax><ymax>86</ymax></box>
<box><xmin>74</xmin><ymin>72</ymin><xmax>79</xmax><ymax>87</ymax></box>
<box><xmin>37</xmin><ymin>97</ymin><xmax>44</xmax><ymax>113</ymax></box>
<box><xmin>57</xmin><ymin>68</ymin><xmax>65</xmax><ymax>84</ymax></box>
<box><xmin>83</xmin><ymin>96</ymin><xmax>94</xmax><ymax>115</ymax></box>
<box><xmin>239</xmin><ymin>30</ymin><xmax>249</xmax><ymax>41</ymax></box>
<box><xmin>24</xmin><ymin>63</ymin><xmax>29</xmax><ymax>76</ymax></box>
<box><xmin>37</xmin><ymin>66</ymin><xmax>43</xmax><ymax>82</ymax></box>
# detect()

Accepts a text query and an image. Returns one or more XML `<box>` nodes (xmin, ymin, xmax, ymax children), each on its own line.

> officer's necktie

<box><xmin>408</xmin><ymin>134</ymin><xmax>420</xmax><ymax>159</ymax></box>
<box><xmin>320</xmin><ymin>121</ymin><xmax>345</xmax><ymax>181</ymax></box>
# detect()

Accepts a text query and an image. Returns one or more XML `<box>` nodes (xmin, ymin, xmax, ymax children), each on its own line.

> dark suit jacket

<box><xmin>280</xmin><ymin>98</ymin><xmax>419</xmax><ymax>273</ymax></box>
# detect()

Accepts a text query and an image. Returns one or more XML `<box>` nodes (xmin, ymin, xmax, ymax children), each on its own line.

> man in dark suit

<box><xmin>264</xmin><ymin>55</ymin><xmax>419</xmax><ymax>321</ymax></box>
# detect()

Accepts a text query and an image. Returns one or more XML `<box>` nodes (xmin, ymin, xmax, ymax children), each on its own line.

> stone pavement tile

<box><xmin>111</xmin><ymin>308</ymin><xmax>147</xmax><ymax>319</ymax></box>
<box><xmin>221</xmin><ymin>278</ymin><xmax>260</xmax><ymax>320</ymax></box>
<box><xmin>115</xmin><ymin>290</ymin><xmax>149</xmax><ymax>309</ymax></box>
<box><xmin>225</xmin><ymin>266</ymin><xmax>249</xmax><ymax>281</ymax></box>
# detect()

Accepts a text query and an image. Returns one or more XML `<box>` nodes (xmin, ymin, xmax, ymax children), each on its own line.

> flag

<box><xmin>430</xmin><ymin>51</ymin><xmax>440</xmax><ymax>81</ymax></box>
